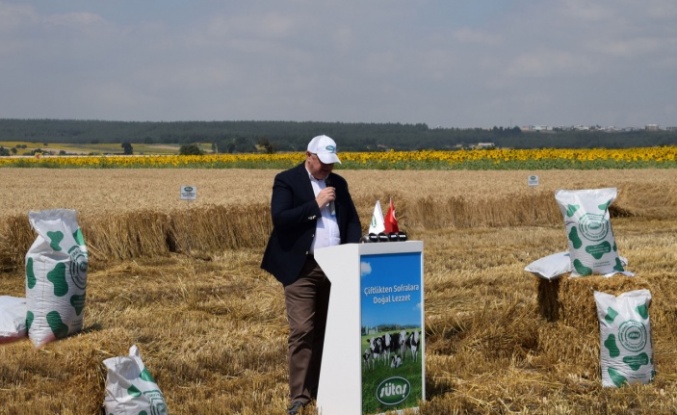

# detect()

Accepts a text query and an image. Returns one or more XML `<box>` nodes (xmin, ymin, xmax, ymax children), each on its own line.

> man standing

<box><xmin>261</xmin><ymin>135</ymin><xmax>362</xmax><ymax>414</ymax></box>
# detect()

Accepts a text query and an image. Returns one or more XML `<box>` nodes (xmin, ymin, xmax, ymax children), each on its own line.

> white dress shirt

<box><xmin>307</xmin><ymin>171</ymin><xmax>340</xmax><ymax>254</ymax></box>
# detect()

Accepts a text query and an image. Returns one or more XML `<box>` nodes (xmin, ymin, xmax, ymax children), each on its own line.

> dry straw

<box><xmin>1</xmin><ymin>168</ymin><xmax>677</xmax><ymax>414</ymax></box>
<box><xmin>559</xmin><ymin>275</ymin><xmax>652</xmax><ymax>332</ymax></box>
<box><xmin>0</xmin><ymin>182</ymin><xmax>669</xmax><ymax>270</ymax></box>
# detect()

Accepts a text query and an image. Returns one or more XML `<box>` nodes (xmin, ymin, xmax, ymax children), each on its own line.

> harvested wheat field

<box><xmin>1</xmin><ymin>167</ymin><xmax>677</xmax><ymax>414</ymax></box>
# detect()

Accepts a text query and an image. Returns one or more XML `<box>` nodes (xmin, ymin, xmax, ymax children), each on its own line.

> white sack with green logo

<box><xmin>25</xmin><ymin>209</ymin><xmax>88</xmax><ymax>347</ymax></box>
<box><xmin>595</xmin><ymin>289</ymin><xmax>654</xmax><ymax>387</ymax></box>
<box><xmin>103</xmin><ymin>345</ymin><xmax>169</xmax><ymax>415</ymax></box>
<box><xmin>0</xmin><ymin>296</ymin><xmax>27</xmax><ymax>343</ymax></box>
<box><xmin>525</xmin><ymin>252</ymin><xmax>630</xmax><ymax>281</ymax></box>
<box><xmin>555</xmin><ymin>188</ymin><xmax>631</xmax><ymax>277</ymax></box>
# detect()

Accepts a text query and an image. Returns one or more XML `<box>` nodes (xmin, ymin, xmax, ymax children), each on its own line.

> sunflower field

<box><xmin>1</xmin><ymin>146</ymin><xmax>676</xmax><ymax>169</ymax></box>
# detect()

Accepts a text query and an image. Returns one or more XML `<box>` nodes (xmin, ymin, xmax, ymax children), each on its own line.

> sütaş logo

<box><xmin>68</xmin><ymin>245</ymin><xmax>88</xmax><ymax>290</ymax></box>
<box><xmin>618</xmin><ymin>320</ymin><xmax>647</xmax><ymax>352</ymax></box>
<box><xmin>325</xmin><ymin>145</ymin><xmax>336</xmax><ymax>153</ymax></box>
<box><xmin>578</xmin><ymin>213</ymin><xmax>609</xmax><ymax>241</ymax></box>
<box><xmin>376</xmin><ymin>376</ymin><xmax>411</xmax><ymax>406</ymax></box>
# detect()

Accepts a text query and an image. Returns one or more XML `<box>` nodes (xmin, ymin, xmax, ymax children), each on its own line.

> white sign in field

<box><xmin>180</xmin><ymin>185</ymin><xmax>197</xmax><ymax>200</ymax></box>
<box><xmin>527</xmin><ymin>175</ymin><xmax>539</xmax><ymax>187</ymax></box>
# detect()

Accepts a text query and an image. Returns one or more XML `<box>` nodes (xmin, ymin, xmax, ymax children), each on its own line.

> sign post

<box><xmin>179</xmin><ymin>185</ymin><xmax>197</xmax><ymax>254</ymax></box>
<box><xmin>527</xmin><ymin>174</ymin><xmax>538</xmax><ymax>224</ymax></box>
<box><xmin>527</xmin><ymin>175</ymin><xmax>539</xmax><ymax>187</ymax></box>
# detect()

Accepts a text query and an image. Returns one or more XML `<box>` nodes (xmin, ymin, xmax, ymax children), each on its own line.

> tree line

<box><xmin>1</xmin><ymin>119</ymin><xmax>676</xmax><ymax>153</ymax></box>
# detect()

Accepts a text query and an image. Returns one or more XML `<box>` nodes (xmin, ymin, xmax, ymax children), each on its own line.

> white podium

<box><xmin>315</xmin><ymin>241</ymin><xmax>425</xmax><ymax>415</ymax></box>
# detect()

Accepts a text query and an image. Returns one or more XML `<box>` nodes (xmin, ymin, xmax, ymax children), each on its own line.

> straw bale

<box><xmin>0</xmin><ymin>205</ymin><xmax>275</xmax><ymax>269</ymax></box>
<box><xmin>0</xmin><ymin>214</ymin><xmax>32</xmax><ymax>271</ymax></box>
<box><xmin>559</xmin><ymin>274</ymin><xmax>651</xmax><ymax>332</ymax></box>
<box><xmin>1</xmin><ymin>168</ymin><xmax>675</xmax><ymax>270</ymax></box>
<box><xmin>82</xmin><ymin>210</ymin><xmax>173</xmax><ymax>261</ymax></box>
<box><xmin>536</xmin><ymin>278</ymin><xmax>561</xmax><ymax>322</ymax></box>
<box><xmin>168</xmin><ymin>203</ymin><xmax>271</xmax><ymax>253</ymax></box>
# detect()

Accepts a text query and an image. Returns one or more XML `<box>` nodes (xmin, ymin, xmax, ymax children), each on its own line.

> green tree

<box><xmin>233</xmin><ymin>137</ymin><xmax>254</xmax><ymax>153</ymax></box>
<box><xmin>257</xmin><ymin>137</ymin><xmax>274</xmax><ymax>153</ymax></box>
<box><xmin>121</xmin><ymin>142</ymin><xmax>133</xmax><ymax>155</ymax></box>
<box><xmin>179</xmin><ymin>144</ymin><xmax>204</xmax><ymax>155</ymax></box>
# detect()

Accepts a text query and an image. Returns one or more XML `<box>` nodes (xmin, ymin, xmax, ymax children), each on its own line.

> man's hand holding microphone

<box><xmin>316</xmin><ymin>179</ymin><xmax>336</xmax><ymax>216</ymax></box>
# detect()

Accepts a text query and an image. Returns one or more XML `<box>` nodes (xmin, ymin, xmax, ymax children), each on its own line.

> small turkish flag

<box><xmin>384</xmin><ymin>197</ymin><xmax>399</xmax><ymax>233</ymax></box>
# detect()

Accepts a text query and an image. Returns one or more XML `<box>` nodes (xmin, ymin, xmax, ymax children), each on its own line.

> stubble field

<box><xmin>1</xmin><ymin>167</ymin><xmax>677</xmax><ymax>414</ymax></box>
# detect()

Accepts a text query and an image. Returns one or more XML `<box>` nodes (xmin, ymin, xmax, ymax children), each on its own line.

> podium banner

<box><xmin>360</xmin><ymin>251</ymin><xmax>423</xmax><ymax>414</ymax></box>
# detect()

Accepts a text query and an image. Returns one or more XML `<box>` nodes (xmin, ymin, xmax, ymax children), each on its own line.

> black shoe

<box><xmin>287</xmin><ymin>401</ymin><xmax>305</xmax><ymax>415</ymax></box>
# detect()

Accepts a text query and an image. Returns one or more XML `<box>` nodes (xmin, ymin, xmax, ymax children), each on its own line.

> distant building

<box><xmin>472</xmin><ymin>142</ymin><xmax>495</xmax><ymax>149</ymax></box>
<box><xmin>645</xmin><ymin>124</ymin><xmax>660</xmax><ymax>131</ymax></box>
<box><xmin>520</xmin><ymin>125</ymin><xmax>552</xmax><ymax>132</ymax></box>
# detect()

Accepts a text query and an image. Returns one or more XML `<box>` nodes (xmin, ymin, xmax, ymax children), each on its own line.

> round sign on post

<box><xmin>180</xmin><ymin>185</ymin><xmax>197</xmax><ymax>200</ymax></box>
<box><xmin>527</xmin><ymin>175</ymin><xmax>539</xmax><ymax>187</ymax></box>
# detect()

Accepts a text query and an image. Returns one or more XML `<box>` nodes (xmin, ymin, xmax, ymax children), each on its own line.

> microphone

<box><xmin>325</xmin><ymin>176</ymin><xmax>335</xmax><ymax>216</ymax></box>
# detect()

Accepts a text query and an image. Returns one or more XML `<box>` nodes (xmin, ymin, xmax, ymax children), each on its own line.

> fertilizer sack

<box><xmin>555</xmin><ymin>188</ymin><xmax>629</xmax><ymax>277</ymax></box>
<box><xmin>525</xmin><ymin>251</ymin><xmax>629</xmax><ymax>281</ymax></box>
<box><xmin>595</xmin><ymin>289</ymin><xmax>654</xmax><ymax>387</ymax></box>
<box><xmin>25</xmin><ymin>209</ymin><xmax>88</xmax><ymax>347</ymax></box>
<box><xmin>0</xmin><ymin>296</ymin><xmax>27</xmax><ymax>343</ymax></box>
<box><xmin>524</xmin><ymin>252</ymin><xmax>572</xmax><ymax>280</ymax></box>
<box><xmin>103</xmin><ymin>345</ymin><xmax>169</xmax><ymax>415</ymax></box>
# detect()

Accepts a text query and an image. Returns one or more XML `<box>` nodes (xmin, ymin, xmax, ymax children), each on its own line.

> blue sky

<box><xmin>361</xmin><ymin>253</ymin><xmax>422</xmax><ymax>329</ymax></box>
<box><xmin>1</xmin><ymin>1</ymin><xmax>675</xmax><ymax>128</ymax></box>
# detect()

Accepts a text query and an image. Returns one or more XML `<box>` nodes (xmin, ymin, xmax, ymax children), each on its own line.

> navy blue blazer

<box><xmin>261</xmin><ymin>163</ymin><xmax>362</xmax><ymax>286</ymax></box>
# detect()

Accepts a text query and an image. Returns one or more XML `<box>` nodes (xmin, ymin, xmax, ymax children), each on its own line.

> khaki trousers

<box><xmin>284</xmin><ymin>257</ymin><xmax>331</xmax><ymax>405</ymax></box>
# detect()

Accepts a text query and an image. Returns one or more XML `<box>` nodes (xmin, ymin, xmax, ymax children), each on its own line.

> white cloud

<box><xmin>0</xmin><ymin>0</ymin><xmax>675</xmax><ymax>127</ymax></box>
<box><xmin>560</xmin><ymin>0</ymin><xmax>614</xmax><ymax>22</ymax></box>
<box><xmin>205</xmin><ymin>12</ymin><xmax>296</xmax><ymax>40</ymax></box>
<box><xmin>360</xmin><ymin>262</ymin><xmax>372</xmax><ymax>277</ymax></box>
<box><xmin>0</xmin><ymin>2</ymin><xmax>36</xmax><ymax>32</ymax></box>
<box><xmin>44</xmin><ymin>12</ymin><xmax>104</xmax><ymax>27</ymax></box>
<box><xmin>595</xmin><ymin>37</ymin><xmax>668</xmax><ymax>59</ymax></box>
<box><xmin>453</xmin><ymin>28</ymin><xmax>501</xmax><ymax>46</ymax></box>
<box><xmin>504</xmin><ymin>50</ymin><xmax>598</xmax><ymax>78</ymax></box>
<box><xmin>645</xmin><ymin>0</ymin><xmax>677</xmax><ymax>19</ymax></box>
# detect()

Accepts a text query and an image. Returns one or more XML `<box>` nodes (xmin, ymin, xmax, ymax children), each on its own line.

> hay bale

<box><xmin>536</xmin><ymin>278</ymin><xmax>561</xmax><ymax>322</ymax></box>
<box><xmin>168</xmin><ymin>203</ymin><xmax>271</xmax><ymax>252</ymax></box>
<box><xmin>559</xmin><ymin>275</ymin><xmax>651</xmax><ymax>332</ymax></box>
<box><xmin>536</xmin><ymin>276</ymin><xmax>652</xmax><ymax>382</ymax></box>
<box><xmin>0</xmin><ymin>214</ymin><xmax>33</xmax><ymax>271</ymax></box>
<box><xmin>82</xmin><ymin>210</ymin><xmax>173</xmax><ymax>261</ymax></box>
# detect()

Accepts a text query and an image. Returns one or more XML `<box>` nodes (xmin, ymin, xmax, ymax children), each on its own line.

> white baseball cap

<box><xmin>307</xmin><ymin>135</ymin><xmax>341</xmax><ymax>164</ymax></box>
